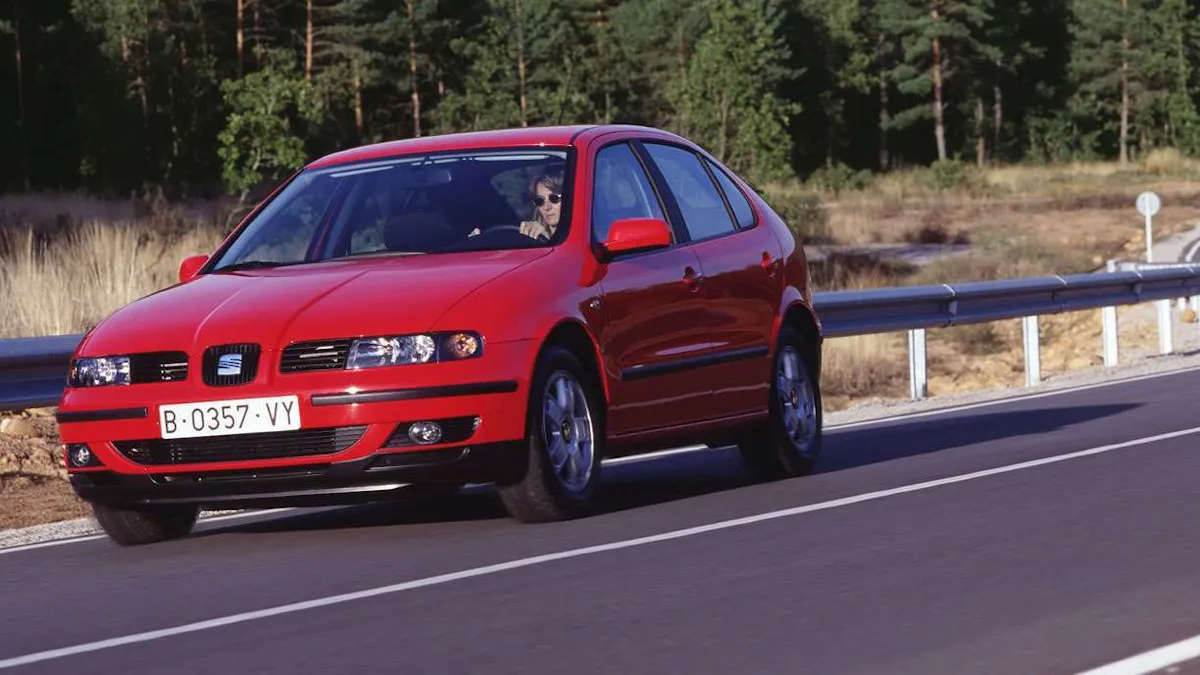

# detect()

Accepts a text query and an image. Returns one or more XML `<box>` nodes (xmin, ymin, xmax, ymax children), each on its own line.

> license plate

<box><xmin>158</xmin><ymin>395</ymin><xmax>301</xmax><ymax>439</ymax></box>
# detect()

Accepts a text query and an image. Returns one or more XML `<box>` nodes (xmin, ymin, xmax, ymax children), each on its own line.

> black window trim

<box><xmin>700</xmin><ymin>155</ymin><xmax>759</xmax><ymax>230</ymax></box>
<box><xmin>587</xmin><ymin>137</ymin><xmax>685</xmax><ymax>264</ymax></box>
<box><xmin>633</xmin><ymin>139</ymin><xmax>745</xmax><ymax>246</ymax></box>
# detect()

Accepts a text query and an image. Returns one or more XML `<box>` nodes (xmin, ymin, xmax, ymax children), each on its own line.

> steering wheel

<box><xmin>484</xmin><ymin>224</ymin><xmax>524</xmax><ymax>235</ymax></box>
<box><xmin>477</xmin><ymin>224</ymin><xmax>548</xmax><ymax>242</ymax></box>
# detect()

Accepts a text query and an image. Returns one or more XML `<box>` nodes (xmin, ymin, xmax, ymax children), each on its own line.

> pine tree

<box><xmin>1150</xmin><ymin>0</ymin><xmax>1200</xmax><ymax>154</ymax></box>
<box><xmin>670</xmin><ymin>0</ymin><xmax>799</xmax><ymax>183</ymax></box>
<box><xmin>609</xmin><ymin>0</ymin><xmax>708</xmax><ymax>129</ymax></box>
<box><xmin>876</xmin><ymin>0</ymin><xmax>993</xmax><ymax>161</ymax></box>
<box><xmin>1068</xmin><ymin>0</ymin><xmax>1157</xmax><ymax>164</ymax></box>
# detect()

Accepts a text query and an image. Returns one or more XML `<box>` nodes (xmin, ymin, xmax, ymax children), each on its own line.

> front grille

<box><xmin>129</xmin><ymin>351</ymin><xmax>189</xmax><ymax>383</ymax></box>
<box><xmin>383</xmin><ymin>416</ymin><xmax>479</xmax><ymax>448</ymax></box>
<box><xmin>203</xmin><ymin>343</ymin><xmax>260</xmax><ymax>386</ymax></box>
<box><xmin>280</xmin><ymin>339</ymin><xmax>353</xmax><ymax>373</ymax></box>
<box><xmin>113</xmin><ymin>426</ymin><xmax>368</xmax><ymax>465</ymax></box>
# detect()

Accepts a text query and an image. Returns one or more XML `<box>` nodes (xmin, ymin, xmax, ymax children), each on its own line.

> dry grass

<box><xmin>763</xmin><ymin>148</ymin><xmax>1200</xmax><ymax>250</ymax></box>
<box><xmin>820</xmin><ymin>333</ymin><xmax>908</xmax><ymax>411</ymax></box>
<box><xmin>0</xmin><ymin>194</ymin><xmax>229</xmax><ymax>338</ymax></box>
<box><xmin>793</xmin><ymin>149</ymin><xmax>1200</xmax><ymax>411</ymax></box>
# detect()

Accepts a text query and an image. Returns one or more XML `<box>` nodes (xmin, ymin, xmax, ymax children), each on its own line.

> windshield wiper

<box><xmin>211</xmin><ymin>260</ymin><xmax>292</xmax><ymax>272</ymax></box>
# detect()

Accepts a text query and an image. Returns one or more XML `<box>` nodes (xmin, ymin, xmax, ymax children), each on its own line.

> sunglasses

<box><xmin>532</xmin><ymin>193</ymin><xmax>562</xmax><ymax>207</ymax></box>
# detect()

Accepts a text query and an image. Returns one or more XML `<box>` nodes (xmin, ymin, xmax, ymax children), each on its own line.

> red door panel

<box><xmin>595</xmin><ymin>247</ymin><xmax>715</xmax><ymax>435</ymax></box>
<box><xmin>685</xmin><ymin>225</ymin><xmax>781</xmax><ymax>418</ymax></box>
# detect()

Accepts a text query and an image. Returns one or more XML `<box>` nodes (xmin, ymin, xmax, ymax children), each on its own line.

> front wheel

<box><xmin>738</xmin><ymin>324</ymin><xmax>823</xmax><ymax>480</ymax></box>
<box><xmin>92</xmin><ymin>502</ymin><xmax>199</xmax><ymax>546</ymax></box>
<box><xmin>497</xmin><ymin>346</ymin><xmax>603</xmax><ymax>522</ymax></box>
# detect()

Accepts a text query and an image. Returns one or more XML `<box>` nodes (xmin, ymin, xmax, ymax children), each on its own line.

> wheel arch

<box><xmin>778</xmin><ymin>300</ymin><xmax>823</xmax><ymax>384</ymax></box>
<box><xmin>536</xmin><ymin>319</ymin><xmax>610</xmax><ymax>405</ymax></box>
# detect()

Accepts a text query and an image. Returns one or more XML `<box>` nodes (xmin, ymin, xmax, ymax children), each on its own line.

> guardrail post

<box><xmin>1157</xmin><ymin>299</ymin><xmax>1174</xmax><ymax>354</ymax></box>
<box><xmin>908</xmin><ymin>328</ymin><xmax>927</xmax><ymax>400</ymax></box>
<box><xmin>1022</xmin><ymin>315</ymin><xmax>1041</xmax><ymax>386</ymax></box>
<box><xmin>1102</xmin><ymin>305</ymin><xmax>1119</xmax><ymax>366</ymax></box>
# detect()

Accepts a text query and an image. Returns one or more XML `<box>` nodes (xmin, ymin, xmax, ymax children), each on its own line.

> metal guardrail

<box><xmin>0</xmin><ymin>333</ymin><xmax>86</xmax><ymax>411</ymax></box>
<box><xmin>4</xmin><ymin>264</ymin><xmax>1200</xmax><ymax>412</ymax></box>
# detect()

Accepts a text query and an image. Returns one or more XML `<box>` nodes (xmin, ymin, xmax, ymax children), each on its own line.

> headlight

<box><xmin>69</xmin><ymin>356</ymin><xmax>131</xmax><ymax>387</ymax></box>
<box><xmin>346</xmin><ymin>332</ymin><xmax>482</xmax><ymax>369</ymax></box>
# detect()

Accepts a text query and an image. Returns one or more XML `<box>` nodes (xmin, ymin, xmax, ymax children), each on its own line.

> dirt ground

<box><xmin>0</xmin><ymin>408</ymin><xmax>93</xmax><ymax>529</ymax></box>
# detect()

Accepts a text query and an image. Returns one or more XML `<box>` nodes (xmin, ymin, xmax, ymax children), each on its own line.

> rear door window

<box><xmin>642</xmin><ymin>143</ymin><xmax>737</xmax><ymax>241</ymax></box>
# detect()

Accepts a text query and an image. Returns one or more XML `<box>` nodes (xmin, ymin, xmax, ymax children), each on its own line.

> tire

<box><xmin>92</xmin><ymin>502</ymin><xmax>199</xmax><ymax>546</ymax></box>
<box><xmin>496</xmin><ymin>346</ymin><xmax>604</xmax><ymax>522</ymax></box>
<box><xmin>738</xmin><ymin>323</ymin><xmax>823</xmax><ymax>480</ymax></box>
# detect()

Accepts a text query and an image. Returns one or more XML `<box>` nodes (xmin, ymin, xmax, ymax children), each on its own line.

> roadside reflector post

<box><xmin>908</xmin><ymin>328</ymin><xmax>927</xmax><ymax>400</ymax></box>
<box><xmin>1022</xmin><ymin>315</ymin><xmax>1041</xmax><ymax>386</ymax></box>
<box><xmin>1102</xmin><ymin>305</ymin><xmax>1119</xmax><ymax>366</ymax></box>
<box><xmin>1157</xmin><ymin>299</ymin><xmax>1173</xmax><ymax>354</ymax></box>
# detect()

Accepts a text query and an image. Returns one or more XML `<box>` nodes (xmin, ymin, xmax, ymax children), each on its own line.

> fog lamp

<box><xmin>65</xmin><ymin>444</ymin><xmax>95</xmax><ymax>468</ymax></box>
<box><xmin>408</xmin><ymin>421</ymin><xmax>444</xmax><ymax>445</ymax></box>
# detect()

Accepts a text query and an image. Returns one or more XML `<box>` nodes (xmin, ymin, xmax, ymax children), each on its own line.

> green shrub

<box><xmin>805</xmin><ymin>163</ymin><xmax>875</xmax><ymax>195</ymax></box>
<box><xmin>767</xmin><ymin>192</ymin><xmax>831</xmax><ymax>243</ymax></box>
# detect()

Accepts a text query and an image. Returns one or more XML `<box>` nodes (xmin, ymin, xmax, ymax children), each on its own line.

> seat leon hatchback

<box><xmin>57</xmin><ymin>124</ymin><xmax>824</xmax><ymax>546</ymax></box>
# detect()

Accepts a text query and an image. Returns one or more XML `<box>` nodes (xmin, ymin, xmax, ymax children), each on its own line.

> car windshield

<box><xmin>209</xmin><ymin>147</ymin><xmax>572</xmax><ymax>271</ymax></box>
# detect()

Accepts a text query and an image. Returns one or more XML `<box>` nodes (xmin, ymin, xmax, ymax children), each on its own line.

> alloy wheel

<box><xmin>541</xmin><ymin>371</ymin><xmax>595</xmax><ymax>493</ymax></box>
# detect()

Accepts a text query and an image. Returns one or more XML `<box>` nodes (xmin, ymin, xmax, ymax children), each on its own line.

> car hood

<box><xmin>79</xmin><ymin>249</ymin><xmax>550</xmax><ymax>355</ymax></box>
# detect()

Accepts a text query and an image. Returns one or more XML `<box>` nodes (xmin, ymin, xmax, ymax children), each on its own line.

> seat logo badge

<box><xmin>217</xmin><ymin>354</ymin><xmax>243</xmax><ymax>376</ymax></box>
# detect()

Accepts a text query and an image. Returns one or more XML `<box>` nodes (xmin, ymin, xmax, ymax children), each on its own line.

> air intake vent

<box><xmin>129</xmin><ymin>351</ymin><xmax>189</xmax><ymax>383</ymax></box>
<box><xmin>202</xmin><ymin>344</ymin><xmax>261</xmax><ymax>386</ymax></box>
<box><xmin>114</xmin><ymin>426</ymin><xmax>368</xmax><ymax>465</ymax></box>
<box><xmin>280</xmin><ymin>339</ymin><xmax>353</xmax><ymax>373</ymax></box>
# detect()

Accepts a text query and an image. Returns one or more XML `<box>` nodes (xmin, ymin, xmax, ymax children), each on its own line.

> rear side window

<box><xmin>642</xmin><ymin>143</ymin><xmax>737</xmax><ymax>241</ymax></box>
<box><xmin>592</xmin><ymin>142</ymin><xmax>666</xmax><ymax>242</ymax></box>
<box><xmin>705</xmin><ymin>159</ymin><xmax>755</xmax><ymax>228</ymax></box>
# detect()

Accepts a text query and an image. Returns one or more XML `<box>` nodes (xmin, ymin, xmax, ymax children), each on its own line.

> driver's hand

<box><xmin>519</xmin><ymin>220</ymin><xmax>550</xmax><ymax>240</ymax></box>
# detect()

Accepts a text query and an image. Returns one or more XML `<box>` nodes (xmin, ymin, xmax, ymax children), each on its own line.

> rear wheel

<box><xmin>738</xmin><ymin>324</ymin><xmax>822</xmax><ymax>480</ymax></box>
<box><xmin>92</xmin><ymin>503</ymin><xmax>199</xmax><ymax>546</ymax></box>
<box><xmin>497</xmin><ymin>346</ymin><xmax>603</xmax><ymax>522</ymax></box>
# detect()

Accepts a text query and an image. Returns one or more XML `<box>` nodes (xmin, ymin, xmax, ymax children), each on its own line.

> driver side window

<box><xmin>591</xmin><ymin>142</ymin><xmax>665</xmax><ymax>243</ymax></box>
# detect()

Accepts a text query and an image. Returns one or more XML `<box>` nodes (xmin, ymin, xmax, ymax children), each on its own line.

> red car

<box><xmin>57</xmin><ymin>124</ymin><xmax>824</xmax><ymax>546</ymax></box>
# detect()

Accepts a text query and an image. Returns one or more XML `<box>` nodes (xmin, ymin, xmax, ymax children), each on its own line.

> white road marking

<box><xmin>1077</xmin><ymin>632</ymin><xmax>1200</xmax><ymax>674</ymax></box>
<box><xmin>1186</xmin><ymin>237</ymin><xmax>1200</xmax><ymax>262</ymax></box>
<box><xmin>2</xmin><ymin>425</ymin><xmax>1198</xmax><ymax>670</ymax></box>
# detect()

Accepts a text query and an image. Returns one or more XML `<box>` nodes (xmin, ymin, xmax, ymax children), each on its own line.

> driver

<box><xmin>466</xmin><ymin>171</ymin><xmax>564</xmax><ymax>241</ymax></box>
<box><xmin>518</xmin><ymin>173</ymin><xmax>563</xmax><ymax>241</ymax></box>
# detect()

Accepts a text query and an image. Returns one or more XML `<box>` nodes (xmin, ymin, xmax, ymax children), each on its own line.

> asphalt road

<box><xmin>4</xmin><ymin>367</ymin><xmax>1200</xmax><ymax>674</ymax></box>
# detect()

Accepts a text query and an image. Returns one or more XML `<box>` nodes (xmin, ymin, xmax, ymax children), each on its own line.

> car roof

<box><xmin>305</xmin><ymin>124</ymin><xmax>685</xmax><ymax>169</ymax></box>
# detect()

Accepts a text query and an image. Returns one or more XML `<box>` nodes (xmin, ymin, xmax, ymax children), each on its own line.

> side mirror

<box><xmin>179</xmin><ymin>254</ymin><xmax>209</xmax><ymax>283</ymax></box>
<box><xmin>600</xmin><ymin>217</ymin><xmax>672</xmax><ymax>259</ymax></box>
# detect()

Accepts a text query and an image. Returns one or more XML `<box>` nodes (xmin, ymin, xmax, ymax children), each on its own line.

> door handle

<box><xmin>761</xmin><ymin>252</ymin><xmax>781</xmax><ymax>275</ymax></box>
<box><xmin>683</xmin><ymin>266</ymin><xmax>704</xmax><ymax>290</ymax></box>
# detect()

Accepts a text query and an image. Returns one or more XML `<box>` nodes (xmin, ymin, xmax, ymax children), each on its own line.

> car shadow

<box><xmin>816</xmin><ymin>402</ymin><xmax>1140</xmax><ymax>473</ymax></box>
<box><xmin>203</xmin><ymin>402</ymin><xmax>1138</xmax><ymax>536</ymax></box>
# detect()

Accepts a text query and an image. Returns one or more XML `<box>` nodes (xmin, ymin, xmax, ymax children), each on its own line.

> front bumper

<box><xmin>57</xmin><ymin>340</ymin><xmax>538</xmax><ymax>504</ymax></box>
<box><xmin>69</xmin><ymin>441</ymin><xmax>526</xmax><ymax>508</ymax></box>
